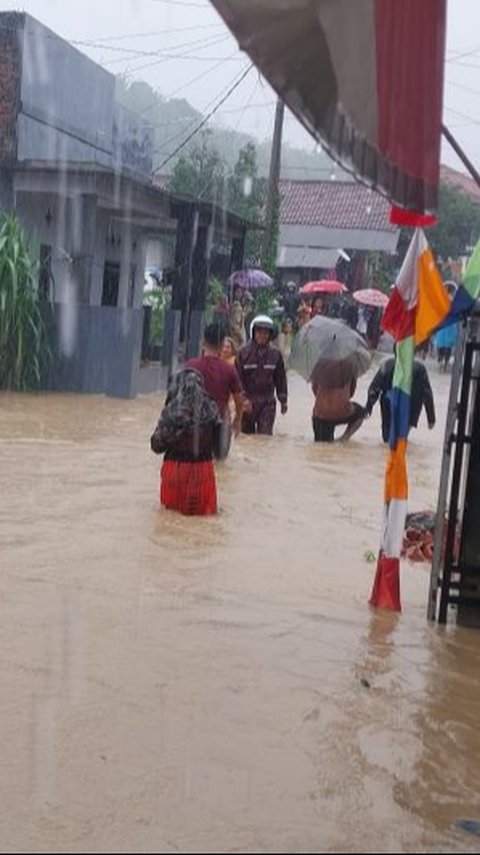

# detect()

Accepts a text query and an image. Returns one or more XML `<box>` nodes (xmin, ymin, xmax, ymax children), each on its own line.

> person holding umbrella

<box><xmin>290</xmin><ymin>315</ymin><xmax>371</xmax><ymax>442</ymax></box>
<box><xmin>236</xmin><ymin>315</ymin><xmax>288</xmax><ymax>436</ymax></box>
<box><xmin>311</xmin><ymin>369</ymin><xmax>366</xmax><ymax>442</ymax></box>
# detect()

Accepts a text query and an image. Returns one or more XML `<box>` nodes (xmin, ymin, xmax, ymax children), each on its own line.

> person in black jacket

<box><xmin>365</xmin><ymin>353</ymin><xmax>436</xmax><ymax>443</ymax></box>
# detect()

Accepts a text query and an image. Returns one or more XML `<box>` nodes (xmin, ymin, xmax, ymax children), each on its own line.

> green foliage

<box><xmin>144</xmin><ymin>288</ymin><xmax>169</xmax><ymax>343</ymax></box>
<box><xmin>366</xmin><ymin>251</ymin><xmax>395</xmax><ymax>291</ymax></box>
<box><xmin>396</xmin><ymin>182</ymin><xmax>480</xmax><ymax>268</ymax></box>
<box><xmin>168</xmin><ymin>131</ymin><xmax>227</xmax><ymax>202</ymax></box>
<box><xmin>429</xmin><ymin>183</ymin><xmax>480</xmax><ymax>262</ymax></box>
<box><xmin>115</xmin><ymin>74</ymin><xmax>342</xmax><ymax>180</ymax></box>
<box><xmin>205</xmin><ymin>277</ymin><xmax>225</xmax><ymax>324</ymax></box>
<box><xmin>0</xmin><ymin>214</ymin><xmax>52</xmax><ymax>390</ymax></box>
<box><xmin>261</xmin><ymin>190</ymin><xmax>280</xmax><ymax>278</ymax></box>
<box><xmin>228</xmin><ymin>143</ymin><xmax>266</xmax><ymax>264</ymax></box>
<box><xmin>255</xmin><ymin>288</ymin><xmax>275</xmax><ymax>316</ymax></box>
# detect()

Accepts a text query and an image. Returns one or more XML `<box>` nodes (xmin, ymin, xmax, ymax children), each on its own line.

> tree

<box><xmin>396</xmin><ymin>182</ymin><xmax>480</xmax><ymax>268</ymax></box>
<box><xmin>227</xmin><ymin>143</ymin><xmax>267</xmax><ymax>265</ymax></box>
<box><xmin>168</xmin><ymin>132</ymin><xmax>227</xmax><ymax>202</ymax></box>
<box><xmin>116</xmin><ymin>76</ymin><xmax>203</xmax><ymax>173</ymax></box>
<box><xmin>429</xmin><ymin>183</ymin><xmax>480</xmax><ymax>263</ymax></box>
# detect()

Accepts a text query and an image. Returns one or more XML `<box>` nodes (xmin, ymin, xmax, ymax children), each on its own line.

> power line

<box><xmin>151</xmin><ymin>0</ymin><xmax>209</xmax><ymax>6</ymax></box>
<box><xmin>215</xmin><ymin>100</ymin><xmax>276</xmax><ymax>115</ymax></box>
<box><xmin>99</xmin><ymin>33</ymin><xmax>232</xmax><ymax>67</ymax></box>
<box><xmin>159</xmin><ymin>51</ymin><xmax>240</xmax><ymax>103</ymax></box>
<box><xmin>134</xmin><ymin>51</ymin><xmax>240</xmax><ymax>117</ymax></box>
<box><xmin>113</xmin><ymin>37</ymin><xmax>239</xmax><ymax>75</ymax></box>
<box><xmin>197</xmin><ymin>74</ymin><xmax>262</xmax><ymax>201</ymax></box>
<box><xmin>153</xmin><ymin>64</ymin><xmax>253</xmax><ymax>173</ymax></box>
<box><xmin>444</xmin><ymin>105</ymin><xmax>480</xmax><ymax>127</ymax></box>
<box><xmin>445</xmin><ymin>79</ymin><xmax>480</xmax><ymax>97</ymax></box>
<box><xmin>78</xmin><ymin>23</ymin><xmax>223</xmax><ymax>43</ymax></box>
<box><xmin>152</xmin><ymin>62</ymin><xmax>252</xmax><ymax>149</ymax></box>
<box><xmin>72</xmin><ymin>31</ymin><xmax>227</xmax><ymax>61</ymax></box>
<box><xmin>446</xmin><ymin>45</ymin><xmax>480</xmax><ymax>63</ymax></box>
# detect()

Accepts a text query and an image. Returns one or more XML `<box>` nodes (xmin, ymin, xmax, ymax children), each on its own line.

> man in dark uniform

<box><xmin>236</xmin><ymin>315</ymin><xmax>288</xmax><ymax>436</ymax></box>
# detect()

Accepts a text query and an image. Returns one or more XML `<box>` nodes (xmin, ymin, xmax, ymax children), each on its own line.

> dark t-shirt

<box><xmin>187</xmin><ymin>355</ymin><xmax>242</xmax><ymax>419</ymax></box>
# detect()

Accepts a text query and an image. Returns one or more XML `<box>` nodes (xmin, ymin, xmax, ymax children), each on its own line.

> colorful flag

<box><xmin>369</xmin><ymin>229</ymin><xmax>450</xmax><ymax>611</ymax></box>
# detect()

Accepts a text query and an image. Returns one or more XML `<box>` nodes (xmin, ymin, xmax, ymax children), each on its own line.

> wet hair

<box><xmin>204</xmin><ymin>322</ymin><xmax>228</xmax><ymax>348</ymax></box>
<box><xmin>222</xmin><ymin>336</ymin><xmax>237</xmax><ymax>355</ymax></box>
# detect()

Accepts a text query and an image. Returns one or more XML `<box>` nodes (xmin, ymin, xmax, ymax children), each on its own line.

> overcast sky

<box><xmin>1</xmin><ymin>0</ymin><xmax>480</xmax><ymax>171</ymax></box>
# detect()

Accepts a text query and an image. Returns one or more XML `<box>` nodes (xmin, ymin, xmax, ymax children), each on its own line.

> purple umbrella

<box><xmin>228</xmin><ymin>269</ymin><xmax>273</xmax><ymax>290</ymax></box>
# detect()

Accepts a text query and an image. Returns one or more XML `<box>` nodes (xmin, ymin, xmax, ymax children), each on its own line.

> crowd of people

<box><xmin>150</xmin><ymin>280</ymin><xmax>454</xmax><ymax>517</ymax></box>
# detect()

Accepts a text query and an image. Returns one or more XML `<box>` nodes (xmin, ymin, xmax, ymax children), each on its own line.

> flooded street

<box><xmin>2</xmin><ymin>363</ymin><xmax>480</xmax><ymax>853</ymax></box>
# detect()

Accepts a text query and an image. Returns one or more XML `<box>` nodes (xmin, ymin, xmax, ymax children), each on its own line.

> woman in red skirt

<box><xmin>150</xmin><ymin>368</ymin><xmax>223</xmax><ymax>516</ymax></box>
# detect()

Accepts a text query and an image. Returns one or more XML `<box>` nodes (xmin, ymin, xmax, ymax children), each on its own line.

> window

<box><xmin>128</xmin><ymin>264</ymin><xmax>136</xmax><ymax>308</ymax></box>
<box><xmin>101</xmin><ymin>261</ymin><xmax>120</xmax><ymax>307</ymax></box>
<box><xmin>38</xmin><ymin>244</ymin><xmax>53</xmax><ymax>300</ymax></box>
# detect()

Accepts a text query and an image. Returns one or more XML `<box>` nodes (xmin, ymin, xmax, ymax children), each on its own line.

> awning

<box><xmin>280</xmin><ymin>224</ymin><xmax>399</xmax><ymax>255</ymax></box>
<box><xmin>209</xmin><ymin>0</ymin><xmax>447</xmax><ymax>224</ymax></box>
<box><xmin>277</xmin><ymin>246</ymin><xmax>339</xmax><ymax>269</ymax></box>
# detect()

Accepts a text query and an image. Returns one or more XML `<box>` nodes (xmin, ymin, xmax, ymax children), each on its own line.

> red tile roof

<box><xmin>440</xmin><ymin>164</ymin><xmax>480</xmax><ymax>203</ymax></box>
<box><xmin>279</xmin><ymin>179</ymin><xmax>396</xmax><ymax>232</ymax></box>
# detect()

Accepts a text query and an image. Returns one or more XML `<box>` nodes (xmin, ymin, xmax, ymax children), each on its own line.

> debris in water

<box><xmin>455</xmin><ymin>820</ymin><xmax>480</xmax><ymax>837</ymax></box>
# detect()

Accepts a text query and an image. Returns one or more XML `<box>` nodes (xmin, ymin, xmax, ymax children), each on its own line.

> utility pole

<box><xmin>261</xmin><ymin>96</ymin><xmax>285</xmax><ymax>271</ymax></box>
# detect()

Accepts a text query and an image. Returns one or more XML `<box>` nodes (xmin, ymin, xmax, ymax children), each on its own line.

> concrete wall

<box><xmin>48</xmin><ymin>304</ymin><xmax>144</xmax><ymax>398</ymax></box>
<box><xmin>0</xmin><ymin>13</ymin><xmax>154</xmax><ymax>179</ymax></box>
<box><xmin>0</xmin><ymin>13</ymin><xmax>22</xmax><ymax>166</ymax></box>
<box><xmin>14</xmin><ymin>190</ymin><xmax>108</xmax><ymax>305</ymax></box>
<box><xmin>18</xmin><ymin>16</ymin><xmax>114</xmax><ymax>166</ymax></box>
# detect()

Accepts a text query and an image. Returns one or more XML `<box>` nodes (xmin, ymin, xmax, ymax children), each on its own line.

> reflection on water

<box><xmin>0</xmin><ymin>368</ymin><xmax>479</xmax><ymax>852</ymax></box>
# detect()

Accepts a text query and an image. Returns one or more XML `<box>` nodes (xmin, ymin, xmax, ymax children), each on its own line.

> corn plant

<box><xmin>0</xmin><ymin>214</ymin><xmax>52</xmax><ymax>390</ymax></box>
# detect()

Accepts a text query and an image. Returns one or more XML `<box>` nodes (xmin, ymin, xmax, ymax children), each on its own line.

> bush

<box><xmin>0</xmin><ymin>214</ymin><xmax>52</xmax><ymax>390</ymax></box>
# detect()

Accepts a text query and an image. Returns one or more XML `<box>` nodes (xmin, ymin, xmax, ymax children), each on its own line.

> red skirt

<box><xmin>160</xmin><ymin>460</ymin><xmax>217</xmax><ymax>516</ymax></box>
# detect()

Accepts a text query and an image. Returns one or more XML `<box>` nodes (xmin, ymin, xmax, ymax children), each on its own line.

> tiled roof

<box><xmin>279</xmin><ymin>179</ymin><xmax>396</xmax><ymax>232</ymax></box>
<box><xmin>440</xmin><ymin>164</ymin><xmax>480</xmax><ymax>203</ymax></box>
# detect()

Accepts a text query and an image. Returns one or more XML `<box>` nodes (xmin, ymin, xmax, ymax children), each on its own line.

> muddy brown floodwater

<box><xmin>1</xmin><ymin>361</ymin><xmax>480</xmax><ymax>853</ymax></box>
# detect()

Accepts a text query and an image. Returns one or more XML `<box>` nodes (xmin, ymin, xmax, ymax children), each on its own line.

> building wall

<box><xmin>18</xmin><ymin>16</ymin><xmax>114</xmax><ymax>166</ymax></box>
<box><xmin>0</xmin><ymin>13</ymin><xmax>22</xmax><ymax>166</ymax></box>
<box><xmin>0</xmin><ymin>12</ymin><xmax>154</xmax><ymax>177</ymax></box>
<box><xmin>48</xmin><ymin>304</ymin><xmax>144</xmax><ymax>398</ymax></box>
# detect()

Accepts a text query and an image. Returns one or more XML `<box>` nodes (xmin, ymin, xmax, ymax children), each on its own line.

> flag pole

<box><xmin>442</xmin><ymin>124</ymin><xmax>480</xmax><ymax>189</ymax></box>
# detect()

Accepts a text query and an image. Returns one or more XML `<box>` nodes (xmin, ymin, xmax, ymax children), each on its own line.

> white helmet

<box><xmin>250</xmin><ymin>314</ymin><xmax>274</xmax><ymax>339</ymax></box>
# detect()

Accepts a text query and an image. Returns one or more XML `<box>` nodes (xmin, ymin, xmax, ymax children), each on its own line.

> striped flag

<box><xmin>369</xmin><ymin>229</ymin><xmax>450</xmax><ymax>611</ymax></box>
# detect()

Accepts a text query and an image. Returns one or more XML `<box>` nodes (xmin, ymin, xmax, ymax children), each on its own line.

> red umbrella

<box><xmin>353</xmin><ymin>288</ymin><xmax>389</xmax><ymax>308</ymax></box>
<box><xmin>300</xmin><ymin>280</ymin><xmax>347</xmax><ymax>295</ymax></box>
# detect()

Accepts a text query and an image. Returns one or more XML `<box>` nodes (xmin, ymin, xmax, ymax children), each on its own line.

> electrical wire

<box><xmin>153</xmin><ymin>64</ymin><xmax>253</xmax><ymax>173</ymax></box>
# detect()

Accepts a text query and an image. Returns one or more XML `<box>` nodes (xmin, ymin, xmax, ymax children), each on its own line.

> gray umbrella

<box><xmin>290</xmin><ymin>315</ymin><xmax>371</xmax><ymax>388</ymax></box>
